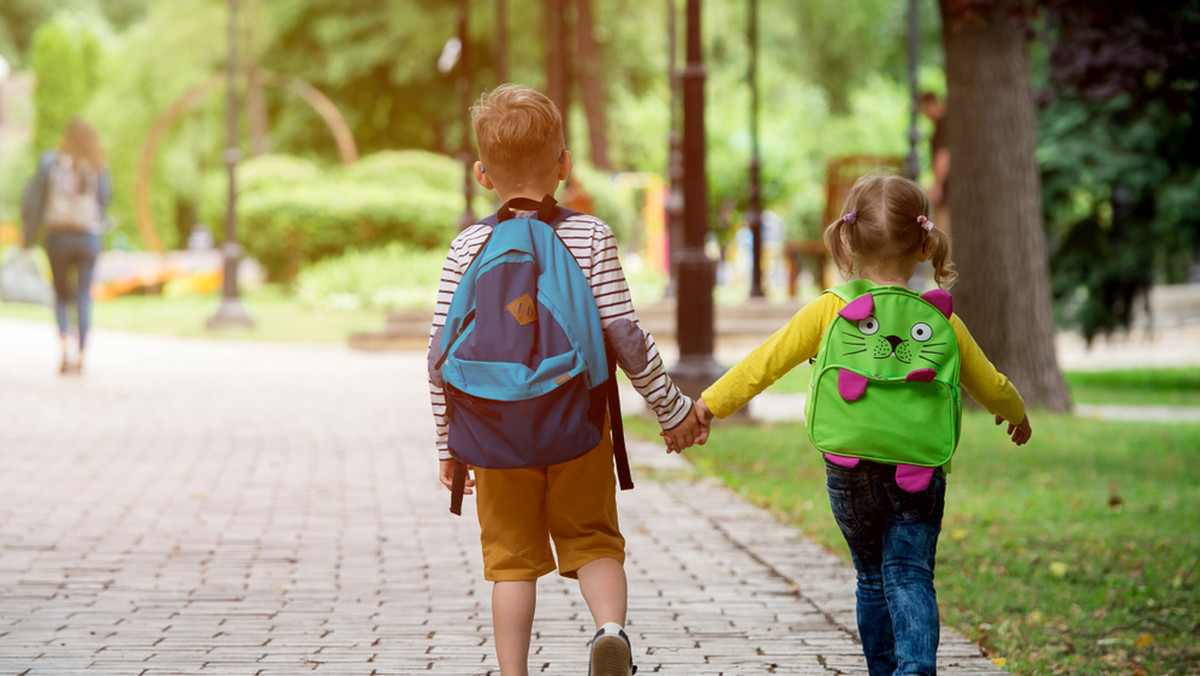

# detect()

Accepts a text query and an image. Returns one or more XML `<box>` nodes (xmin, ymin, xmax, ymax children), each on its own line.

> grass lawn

<box><xmin>625</xmin><ymin>410</ymin><xmax>1200</xmax><ymax>675</ymax></box>
<box><xmin>0</xmin><ymin>285</ymin><xmax>389</xmax><ymax>343</ymax></box>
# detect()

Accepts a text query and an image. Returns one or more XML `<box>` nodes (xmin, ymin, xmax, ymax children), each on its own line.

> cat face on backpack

<box><xmin>833</xmin><ymin>289</ymin><xmax>954</xmax><ymax>379</ymax></box>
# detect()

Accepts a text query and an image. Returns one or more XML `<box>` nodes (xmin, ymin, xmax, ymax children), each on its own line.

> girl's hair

<box><xmin>823</xmin><ymin>173</ymin><xmax>957</xmax><ymax>288</ymax></box>
<box><xmin>59</xmin><ymin>117</ymin><xmax>106</xmax><ymax>172</ymax></box>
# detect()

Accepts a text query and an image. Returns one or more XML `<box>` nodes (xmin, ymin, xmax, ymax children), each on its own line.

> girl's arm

<box><xmin>701</xmin><ymin>294</ymin><xmax>842</xmax><ymax>418</ymax></box>
<box><xmin>952</xmin><ymin>316</ymin><xmax>1027</xmax><ymax>425</ymax></box>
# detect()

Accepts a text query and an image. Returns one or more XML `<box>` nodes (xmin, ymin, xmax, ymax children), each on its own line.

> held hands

<box><xmin>661</xmin><ymin>398</ymin><xmax>714</xmax><ymax>453</ymax></box>
<box><xmin>996</xmin><ymin>414</ymin><xmax>1032</xmax><ymax>446</ymax></box>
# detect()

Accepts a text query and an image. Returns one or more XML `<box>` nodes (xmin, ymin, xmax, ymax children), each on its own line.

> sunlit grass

<box><xmin>625</xmin><ymin>410</ymin><xmax>1200</xmax><ymax>675</ymax></box>
<box><xmin>0</xmin><ymin>284</ymin><xmax>387</xmax><ymax>343</ymax></box>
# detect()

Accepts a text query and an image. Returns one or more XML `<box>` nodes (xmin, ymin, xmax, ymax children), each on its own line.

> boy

<box><xmin>427</xmin><ymin>84</ymin><xmax>700</xmax><ymax>676</ymax></box>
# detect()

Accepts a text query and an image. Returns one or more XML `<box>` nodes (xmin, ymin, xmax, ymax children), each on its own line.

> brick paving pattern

<box><xmin>0</xmin><ymin>317</ymin><xmax>1005</xmax><ymax>675</ymax></box>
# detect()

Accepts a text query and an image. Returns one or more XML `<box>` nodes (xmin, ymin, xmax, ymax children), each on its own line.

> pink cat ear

<box><xmin>905</xmin><ymin>368</ymin><xmax>937</xmax><ymax>382</ymax></box>
<box><xmin>838</xmin><ymin>369</ymin><xmax>868</xmax><ymax>401</ymax></box>
<box><xmin>896</xmin><ymin>464</ymin><xmax>935</xmax><ymax>493</ymax></box>
<box><xmin>921</xmin><ymin>289</ymin><xmax>953</xmax><ymax>319</ymax></box>
<box><xmin>840</xmin><ymin>293</ymin><xmax>874</xmax><ymax>321</ymax></box>
<box><xmin>825</xmin><ymin>453</ymin><xmax>861</xmax><ymax>468</ymax></box>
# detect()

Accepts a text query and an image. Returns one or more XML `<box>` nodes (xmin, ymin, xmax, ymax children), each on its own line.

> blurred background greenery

<box><xmin>0</xmin><ymin>0</ymin><xmax>1196</xmax><ymax>337</ymax></box>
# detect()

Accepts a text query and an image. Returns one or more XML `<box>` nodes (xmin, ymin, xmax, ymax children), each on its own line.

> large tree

<box><xmin>938</xmin><ymin>0</ymin><xmax>1072</xmax><ymax>411</ymax></box>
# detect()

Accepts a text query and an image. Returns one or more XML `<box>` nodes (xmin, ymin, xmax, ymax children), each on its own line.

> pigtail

<box><xmin>927</xmin><ymin>226</ymin><xmax>957</xmax><ymax>289</ymax></box>
<box><xmin>823</xmin><ymin>214</ymin><xmax>857</xmax><ymax>281</ymax></box>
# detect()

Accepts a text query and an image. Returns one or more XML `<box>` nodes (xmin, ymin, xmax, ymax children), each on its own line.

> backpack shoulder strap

<box><xmin>823</xmin><ymin>279</ymin><xmax>877</xmax><ymax>302</ymax></box>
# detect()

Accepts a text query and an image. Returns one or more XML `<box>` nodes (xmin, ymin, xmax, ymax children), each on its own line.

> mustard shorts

<box><xmin>474</xmin><ymin>427</ymin><xmax>625</xmax><ymax>582</ymax></box>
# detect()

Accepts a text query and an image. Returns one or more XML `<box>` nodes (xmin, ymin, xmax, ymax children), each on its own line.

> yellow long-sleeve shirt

<box><xmin>702</xmin><ymin>292</ymin><xmax>1026</xmax><ymax>424</ymax></box>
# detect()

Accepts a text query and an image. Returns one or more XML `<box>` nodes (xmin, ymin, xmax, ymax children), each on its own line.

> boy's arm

<box><xmin>428</xmin><ymin>226</ymin><xmax>489</xmax><ymax>460</ymax></box>
<box><xmin>578</xmin><ymin>219</ymin><xmax>693</xmax><ymax>430</ymax></box>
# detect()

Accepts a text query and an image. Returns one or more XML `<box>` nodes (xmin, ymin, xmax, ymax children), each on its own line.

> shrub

<box><xmin>199</xmin><ymin>150</ymin><xmax>481</xmax><ymax>280</ymax></box>
<box><xmin>293</xmin><ymin>241</ymin><xmax>444</xmax><ymax>312</ymax></box>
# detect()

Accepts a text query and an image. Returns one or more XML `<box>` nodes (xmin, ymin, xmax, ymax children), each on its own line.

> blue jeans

<box><xmin>825</xmin><ymin>459</ymin><xmax>946</xmax><ymax>676</ymax></box>
<box><xmin>44</xmin><ymin>231</ymin><xmax>101</xmax><ymax>349</ymax></box>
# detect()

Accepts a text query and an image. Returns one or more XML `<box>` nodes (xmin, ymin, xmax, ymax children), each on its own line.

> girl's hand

<box><xmin>693</xmin><ymin>398</ymin><xmax>714</xmax><ymax>445</ymax></box>
<box><xmin>996</xmin><ymin>414</ymin><xmax>1032</xmax><ymax>446</ymax></box>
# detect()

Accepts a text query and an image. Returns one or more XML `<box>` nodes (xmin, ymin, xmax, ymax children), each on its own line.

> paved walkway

<box><xmin>0</xmin><ymin>316</ymin><xmax>1011</xmax><ymax>675</ymax></box>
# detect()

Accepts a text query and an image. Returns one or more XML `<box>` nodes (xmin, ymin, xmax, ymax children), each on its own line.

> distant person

<box><xmin>562</xmin><ymin>174</ymin><xmax>595</xmax><ymax>215</ymax></box>
<box><xmin>920</xmin><ymin>92</ymin><xmax>950</xmax><ymax>235</ymax></box>
<box><xmin>686</xmin><ymin>174</ymin><xmax>1031</xmax><ymax>676</ymax></box>
<box><xmin>21</xmin><ymin>117</ymin><xmax>113</xmax><ymax>374</ymax></box>
<box><xmin>427</xmin><ymin>84</ymin><xmax>699</xmax><ymax>676</ymax></box>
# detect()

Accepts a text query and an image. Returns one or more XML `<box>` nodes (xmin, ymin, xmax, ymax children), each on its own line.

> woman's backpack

<box><xmin>42</xmin><ymin>153</ymin><xmax>101</xmax><ymax>233</ymax></box>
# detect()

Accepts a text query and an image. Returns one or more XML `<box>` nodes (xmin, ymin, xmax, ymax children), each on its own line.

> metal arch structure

<box><xmin>134</xmin><ymin>71</ymin><xmax>358</xmax><ymax>253</ymax></box>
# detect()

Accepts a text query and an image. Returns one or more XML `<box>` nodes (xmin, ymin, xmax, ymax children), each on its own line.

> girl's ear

<box><xmin>917</xmin><ymin>237</ymin><xmax>931</xmax><ymax>263</ymax></box>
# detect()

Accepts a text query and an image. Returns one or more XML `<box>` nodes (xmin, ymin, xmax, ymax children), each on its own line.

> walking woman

<box><xmin>21</xmin><ymin>117</ymin><xmax>113</xmax><ymax>374</ymax></box>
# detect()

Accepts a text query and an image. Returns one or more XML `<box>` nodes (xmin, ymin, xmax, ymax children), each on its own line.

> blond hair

<box><xmin>471</xmin><ymin>84</ymin><xmax>564</xmax><ymax>185</ymax></box>
<box><xmin>823</xmin><ymin>173</ymin><xmax>957</xmax><ymax>288</ymax></box>
<box><xmin>59</xmin><ymin>117</ymin><xmax>106</xmax><ymax>172</ymax></box>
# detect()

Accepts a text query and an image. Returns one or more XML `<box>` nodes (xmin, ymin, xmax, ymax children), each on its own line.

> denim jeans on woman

<box><xmin>825</xmin><ymin>458</ymin><xmax>946</xmax><ymax>676</ymax></box>
<box><xmin>44</xmin><ymin>231</ymin><xmax>101</xmax><ymax>349</ymax></box>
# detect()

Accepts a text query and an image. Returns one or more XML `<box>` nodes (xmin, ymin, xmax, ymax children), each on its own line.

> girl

<box><xmin>689</xmin><ymin>173</ymin><xmax>1031</xmax><ymax>675</ymax></box>
<box><xmin>22</xmin><ymin>118</ymin><xmax>113</xmax><ymax>374</ymax></box>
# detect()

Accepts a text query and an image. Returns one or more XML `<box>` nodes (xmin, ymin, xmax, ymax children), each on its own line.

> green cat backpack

<box><xmin>805</xmin><ymin>280</ymin><xmax>962</xmax><ymax>490</ymax></box>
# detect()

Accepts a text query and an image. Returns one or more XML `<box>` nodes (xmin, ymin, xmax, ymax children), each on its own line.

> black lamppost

<box><xmin>747</xmin><ymin>0</ymin><xmax>764</xmax><ymax>298</ymax></box>
<box><xmin>905</xmin><ymin>0</ymin><xmax>920</xmax><ymax>180</ymax></box>
<box><xmin>495</xmin><ymin>0</ymin><xmax>508</xmax><ymax>83</ymax></box>
<box><xmin>664</xmin><ymin>0</ymin><xmax>684</xmax><ymax>300</ymax></box>
<box><xmin>457</xmin><ymin>0</ymin><xmax>475</xmax><ymax>228</ymax></box>
<box><xmin>669</xmin><ymin>0</ymin><xmax>722</xmax><ymax>398</ymax></box>
<box><xmin>208</xmin><ymin>0</ymin><xmax>253</xmax><ymax>329</ymax></box>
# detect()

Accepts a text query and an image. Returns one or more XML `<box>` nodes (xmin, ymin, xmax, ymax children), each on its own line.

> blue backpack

<box><xmin>436</xmin><ymin>196</ymin><xmax>630</xmax><ymax>514</ymax></box>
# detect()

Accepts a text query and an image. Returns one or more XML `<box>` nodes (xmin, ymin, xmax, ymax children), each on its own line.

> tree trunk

<box><xmin>544</xmin><ymin>0</ymin><xmax>569</xmax><ymax>139</ymax></box>
<box><xmin>574</xmin><ymin>0</ymin><xmax>610</xmax><ymax>169</ymax></box>
<box><xmin>940</xmin><ymin>1</ymin><xmax>1072</xmax><ymax>412</ymax></box>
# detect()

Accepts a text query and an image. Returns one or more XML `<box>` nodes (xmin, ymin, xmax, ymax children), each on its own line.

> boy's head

<box><xmin>471</xmin><ymin>84</ymin><xmax>568</xmax><ymax>195</ymax></box>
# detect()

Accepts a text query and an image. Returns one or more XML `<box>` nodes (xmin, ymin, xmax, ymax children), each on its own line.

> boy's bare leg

<box><xmin>577</xmin><ymin>557</ymin><xmax>627</xmax><ymax>628</ymax></box>
<box><xmin>493</xmin><ymin>580</ymin><xmax>536</xmax><ymax>676</ymax></box>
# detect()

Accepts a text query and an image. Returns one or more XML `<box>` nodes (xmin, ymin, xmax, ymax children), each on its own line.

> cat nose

<box><xmin>885</xmin><ymin>335</ymin><xmax>903</xmax><ymax>350</ymax></box>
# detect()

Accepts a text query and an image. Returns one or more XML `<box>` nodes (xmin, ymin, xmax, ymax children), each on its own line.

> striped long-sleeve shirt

<box><xmin>427</xmin><ymin>211</ymin><xmax>693</xmax><ymax>461</ymax></box>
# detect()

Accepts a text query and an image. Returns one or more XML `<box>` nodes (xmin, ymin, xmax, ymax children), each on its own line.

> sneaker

<box><xmin>588</xmin><ymin>623</ymin><xmax>637</xmax><ymax>676</ymax></box>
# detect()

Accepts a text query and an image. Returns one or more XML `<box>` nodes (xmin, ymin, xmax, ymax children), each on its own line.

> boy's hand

<box><xmin>996</xmin><ymin>414</ymin><xmax>1032</xmax><ymax>446</ymax></box>
<box><xmin>662</xmin><ymin>409</ymin><xmax>700</xmax><ymax>454</ymax></box>
<box><xmin>439</xmin><ymin>458</ymin><xmax>476</xmax><ymax>494</ymax></box>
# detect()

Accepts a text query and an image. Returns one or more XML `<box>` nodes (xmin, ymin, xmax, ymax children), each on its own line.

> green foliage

<box><xmin>29</xmin><ymin>19</ymin><xmax>90</xmax><ymax>155</ymax></box>
<box><xmin>197</xmin><ymin>151</ymin><xmax>482</xmax><ymax>281</ymax></box>
<box><xmin>294</xmin><ymin>241</ymin><xmax>445</xmax><ymax>312</ymax></box>
<box><xmin>1038</xmin><ymin>95</ymin><xmax>1200</xmax><ymax>342</ymax></box>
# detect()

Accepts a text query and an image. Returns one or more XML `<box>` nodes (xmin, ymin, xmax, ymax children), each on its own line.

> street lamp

<box><xmin>207</xmin><ymin>0</ymin><xmax>253</xmax><ymax>329</ymax></box>
<box><xmin>905</xmin><ymin>0</ymin><xmax>920</xmax><ymax>180</ymax></box>
<box><xmin>664</xmin><ymin>0</ymin><xmax>684</xmax><ymax>300</ymax></box>
<box><xmin>669</xmin><ymin>0</ymin><xmax>723</xmax><ymax>399</ymax></box>
<box><xmin>440</xmin><ymin>0</ymin><xmax>475</xmax><ymax>229</ymax></box>
<box><xmin>747</xmin><ymin>0</ymin><xmax>764</xmax><ymax>298</ymax></box>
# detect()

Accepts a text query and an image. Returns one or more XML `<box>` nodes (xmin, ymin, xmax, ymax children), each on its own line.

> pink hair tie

<box><xmin>917</xmin><ymin>215</ymin><xmax>934</xmax><ymax>232</ymax></box>
<box><xmin>842</xmin><ymin>209</ymin><xmax>857</xmax><ymax>224</ymax></box>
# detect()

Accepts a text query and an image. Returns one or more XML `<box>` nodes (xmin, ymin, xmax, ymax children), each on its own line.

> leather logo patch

<box><xmin>506</xmin><ymin>293</ymin><xmax>537</xmax><ymax>326</ymax></box>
